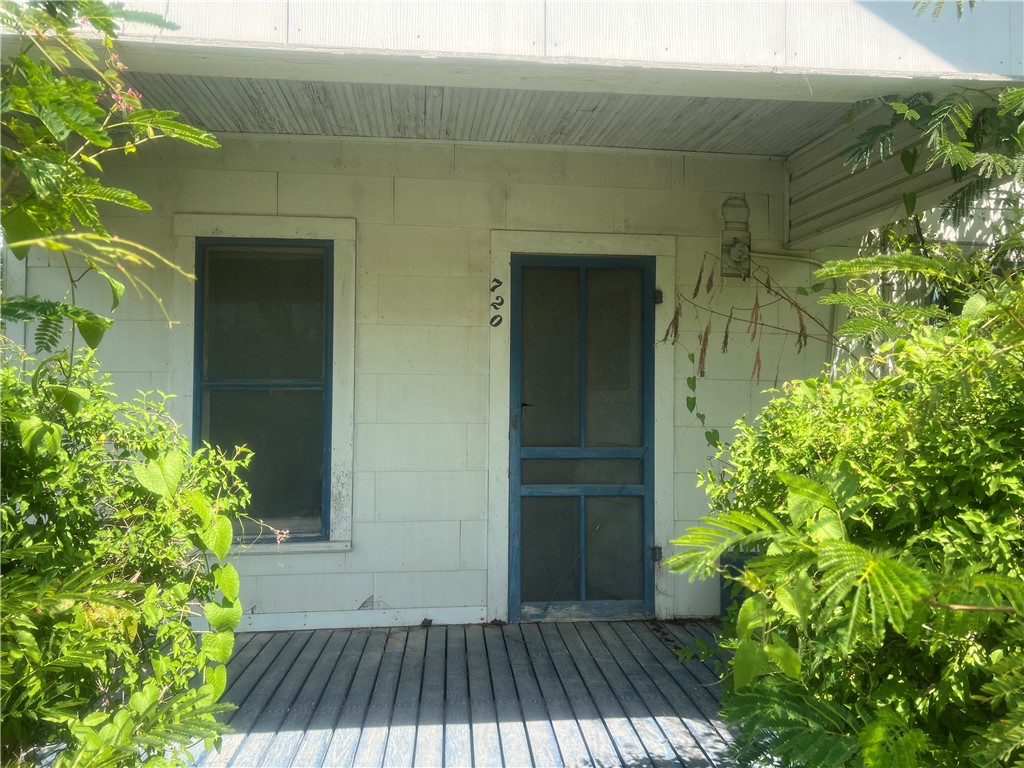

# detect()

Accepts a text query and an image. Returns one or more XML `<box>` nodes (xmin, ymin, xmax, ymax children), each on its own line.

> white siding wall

<box><xmin>21</xmin><ymin>136</ymin><xmax>833</xmax><ymax>629</ymax></box>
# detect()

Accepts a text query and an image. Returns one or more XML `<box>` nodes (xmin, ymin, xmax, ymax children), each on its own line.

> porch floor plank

<box><xmin>502</xmin><ymin>624</ymin><xmax>566</xmax><ymax>768</ymax></box>
<box><xmin>320</xmin><ymin>627</ymin><xmax>388</xmax><ymax>767</ymax></box>
<box><xmin>412</xmin><ymin>626</ymin><xmax>446</xmax><ymax>767</ymax></box>
<box><xmin>555</xmin><ymin>622</ymin><xmax>653</xmax><ymax>768</ymax></box>
<box><xmin>351</xmin><ymin>628</ymin><xmax>408</xmax><ymax>766</ymax></box>
<box><xmin>290</xmin><ymin>628</ymin><xmax>369</xmax><ymax>767</ymax></box>
<box><xmin>443</xmin><ymin>626</ymin><xmax>473</xmax><ymax>767</ymax></box>
<box><xmin>625</xmin><ymin>623</ymin><xmax>728</xmax><ymax>736</ymax></box>
<box><xmin>194</xmin><ymin>621</ymin><xmax>733</xmax><ymax>767</ymax></box>
<box><xmin>230</xmin><ymin>629</ymin><xmax>330</xmax><ymax>767</ymax></box>
<box><xmin>597</xmin><ymin>622</ymin><xmax>719</xmax><ymax>767</ymax></box>
<box><xmin>574</xmin><ymin>622</ymin><xmax>680</xmax><ymax>767</ymax></box>
<box><xmin>538</xmin><ymin>623</ymin><xmax>621</xmax><ymax>767</ymax></box>
<box><xmin>465</xmin><ymin>625</ymin><xmax>503</xmax><ymax>767</ymax></box>
<box><xmin>483</xmin><ymin>625</ymin><xmax>533</xmax><ymax>767</ymax></box>
<box><xmin>382</xmin><ymin>626</ymin><xmax>427</xmax><ymax>767</ymax></box>
<box><xmin>259</xmin><ymin>628</ymin><xmax>352</xmax><ymax>768</ymax></box>
<box><xmin>202</xmin><ymin>630</ymin><xmax>314</xmax><ymax>767</ymax></box>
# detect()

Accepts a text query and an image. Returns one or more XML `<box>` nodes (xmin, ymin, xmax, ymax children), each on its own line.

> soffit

<box><xmin>122</xmin><ymin>71</ymin><xmax>853</xmax><ymax>156</ymax></box>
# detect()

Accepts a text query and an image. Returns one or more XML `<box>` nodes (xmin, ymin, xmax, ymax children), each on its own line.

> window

<box><xmin>195</xmin><ymin>239</ymin><xmax>332</xmax><ymax>538</ymax></box>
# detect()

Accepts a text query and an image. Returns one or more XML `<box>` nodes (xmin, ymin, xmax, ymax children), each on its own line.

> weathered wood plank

<box><xmin>259</xmin><ymin>629</ymin><xmax>352</xmax><ymax>768</ymax></box>
<box><xmin>383</xmin><ymin>628</ymin><xmax>427</xmax><ymax>767</ymax></box>
<box><xmin>502</xmin><ymin>624</ymin><xmax>566</xmax><ymax>768</ymax></box>
<box><xmin>444</xmin><ymin>626</ymin><xmax>473</xmax><ymax>767</ymax></box>
<box><xmin>593</xmin><ymin>622</ymin><xmax>717</xmax><ymax>768</ymax></box>
<box><xmin>663</xmin><ymin>622</ymin><xmax>729</xmax><ymax>685</ymax></box>
<box><xmin>465</xmin><ymin>624</ymin><xmax>503</xmax><ymax>767</ymax></box>
<box><xmin>655</xmin><ymin>623</ymin><xmax>724</xmax><ymax>704</ymax></box>
<box><xmin>575</xmin><ymin>622</ymin><xmax>681</xmax><ymax>767</ymax></box>
<box><xmin>353</xmin><ymin>628</ymin><xmax>409</xmax><ymax>767</ymax></box>
<box><xmin>555</xmin><ymin>622</ymin><xmax>654</xmax><ymax>768</ymax></box>
<box><xmin>414</xmin><ymin>626</ymin><xmax>447</xmax><ymax>768</ymax></box>
<box><xmin>223</xmin><ymin>631</ymin><xmax>277</xmax><ymax>700</ymax></box>
<box><xmin>483</xmin><ymin>625</ymin><xmax>533</xmax><ymax>767</ymax></box>
<box><xmin>202</xmin><ymin>630</ymin><xmax>313</xmax><ymax>767</ymax></box>
<box><xmin>290</xmin><ymin>628</ymin><xmax>371</xmax><ymax>767</ymax></box>
<box><xmin>537</xmin><ymin>622</ymin><xmax>620</xmax><ymax>767</ymax></box>
<box><xmin>228</xmin><ymin>629</ymin><xmax>331</xmax><ymax>767</ymax></box>
<box><xmin>318</xmin><ymin>628</ymin><xmax>389</xmax><ymax>767</ymax></box>
<box><xmin>624</xmin><ymin>623</ymin><xmax>731</xmax><ymax>744</ymax></box>
<box><xmin>190</xmin><ymin>631</ymin><xmax>293</xmax><ymax>765</ymax></box>
<box><xmin>520</xmin><ymin>623</ymin><xmax>593</xmax><ymax>765</ymax></box>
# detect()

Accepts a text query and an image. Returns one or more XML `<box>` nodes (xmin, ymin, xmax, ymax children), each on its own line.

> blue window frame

<box><xmin>194</xmin><ymin>238</ymin><xmax>333</xmax><ymax>540</ymax></box>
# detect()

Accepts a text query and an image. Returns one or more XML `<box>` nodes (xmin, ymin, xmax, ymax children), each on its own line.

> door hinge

<box><xmin>651</xmin><ymin>545</ymin><xmax>663</xmax><ymax>563</ymax></box>
<box><xmin>653</xmin><ymin>289</ymin><xmax>664</xmax><ymax>304</ymax></box>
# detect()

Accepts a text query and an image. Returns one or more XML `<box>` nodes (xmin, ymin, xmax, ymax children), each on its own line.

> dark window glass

<box><xmin>521</xmin><ymin>497</ymin><xmax>580</xmax><ymax>602</ymax></box>
<box><xmin>199</xmin><ymin>242</ymin><xmax>330</xmax><ymax>537</ymax></box>
<box><xmin>521</xmin><ymin>459</ymin><xmax>642</xmax><ymax>485</ymax></box>
<box><xmin>521</xmin><ymin>267</ymin><xmax>580</xmax><ymax>447</ymax></box>
<box><xmin>586</xmin><ymin>268</ymin><xmax>643</xmax><ymax>447</ymax></box>
<box><xmin>585</xmin><ymin>496</ymin><xmax>643</xmax><ymax>600</ymax></box>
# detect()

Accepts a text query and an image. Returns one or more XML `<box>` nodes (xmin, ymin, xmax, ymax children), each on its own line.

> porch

<box><xmin>192</xmin><ymin>620</ymin><xmax>731</xmax><ymax>767</ymax></box>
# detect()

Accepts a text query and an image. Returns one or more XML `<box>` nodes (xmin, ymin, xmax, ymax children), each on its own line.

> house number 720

<box><xmin>489</xmin><ymin>278</ymin><xmax>504</xmax><ymax>327</ymax></box>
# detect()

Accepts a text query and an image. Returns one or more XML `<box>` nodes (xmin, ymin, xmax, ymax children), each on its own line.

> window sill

<box><xmin>230</xmin><ymin>539</ymin><xmax>352</xmax><ymax>556</ymax></box>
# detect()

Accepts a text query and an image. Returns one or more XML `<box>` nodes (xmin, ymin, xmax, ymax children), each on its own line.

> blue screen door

<box><xmin>509</xmin><ymin>256</ymin><xmax>655</xmax><ymax>621</ymax></box>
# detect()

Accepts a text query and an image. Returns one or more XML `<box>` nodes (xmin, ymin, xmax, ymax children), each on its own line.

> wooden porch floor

<box><xmin>191</xmin><ymin>621</ymin><xmax>732</xmax><ymax>767</ymax></box>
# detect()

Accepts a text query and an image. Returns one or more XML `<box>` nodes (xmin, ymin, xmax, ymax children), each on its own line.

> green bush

<box><xmin>1</xmin><ymin>347</ymin><xmax>250</xmax><ymax>767</ymax></box>
<box><xmin>669</xmin><ymin>270</ymin><xmax>1024</xmax><ymax>765</ymax></box>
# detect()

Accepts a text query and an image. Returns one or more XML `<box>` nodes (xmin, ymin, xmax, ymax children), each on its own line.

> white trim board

<box><xmin>171</xmin><ymin>214</ymin><xmax>356</xmax><ymax>549</ymax></box>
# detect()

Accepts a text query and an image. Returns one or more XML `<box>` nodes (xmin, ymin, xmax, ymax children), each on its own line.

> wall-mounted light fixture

<box><xmin>721</xmin><ymin>194</ymin><xmax>751</xmax><ymax>278</ymax></box>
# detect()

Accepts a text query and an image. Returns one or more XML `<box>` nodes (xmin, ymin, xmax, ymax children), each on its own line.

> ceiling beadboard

<box><xmin>124</xmin><ymin>72</ymin><xmax>852</xmax><ymax>156</ymax></box>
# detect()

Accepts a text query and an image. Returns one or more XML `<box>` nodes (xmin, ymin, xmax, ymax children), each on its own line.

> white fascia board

<box><xmin>108</xmin><ymin>38</ymin><xmax>1018</xmax><ymax>105</ymax></box>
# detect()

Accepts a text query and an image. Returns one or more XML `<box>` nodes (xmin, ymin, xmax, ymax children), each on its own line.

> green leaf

<box><xmin>685</xmin><ymin>396</ymin><xmax>697</xmax><ymax>414</ymax></box>
<box><xmin>900</xmin><ymin>147</ymin><xmax>920</xmax><ymax>175</ymax></box>
<box><xmin>206</xmin><ymin>664</ymin><xmax>227</xmax><ymax>700</ymax></box>
<box><xmin>45</xmin><ymin>385</ymin><xmax>90</xmax><ymax>415</ymax></box>
<box><xmin>778</xmin><ymin>472</ymin><xmax>837</xmax><ymax>513</ymax></box>
<box><xmin>200</xmin><ymin>516</ymin><xmax>233</xmax><ymax>561</ymax></box>
<box><xmin>214</xmin><ymin>563</ymin><xmax>240</xmax><ymax>602</ymax></box>
<box><xmin>204</xmin><ymin>599</ymin><xmax>242</xmax><ymax>633</ymax></box>
<box><xmin>1</xmin><ymin>206</ymin><xmax>45</xmax><ymax>258</ymax></box>
<box><xmin>902</xmin><ymin>192</ymin><xmax>917</xmax><ymax>217</ymax></box>
<box><xmin>132</xmin><ymin>452</ymin><xmax>184</xmax><ymax>499</ymax></box>
<box><xmin>686</xmin><ymin>376</ymin><xmax>697</xmax><ymax>392</ymax></box>
<box><xmin>81</xmin><ymin>712</ymin><xmax>107</xmax><ymax>727</ymax></box>
<box><xmin>19</xmin><ymin>415</ymin><xmax>63</xmax><ymax>456</ymax></box>
<box><xmin>183</xmin><ymin>489</ymin><xmax>213</xmax><ymax>527</ymax></box>
<box><xmin>93</xmin><ymin>267</ymin><xmax>126</xmax><ymax>311</ymax></box>
<box><xmin>816</xmin><ymin>542</ymin><xmax>930</xmax><ymax>648</ymax></box>
<box><xmin>704</xmin><ymin>429</ymin><xmax>720</xmax><ymax>447</ymax></box>
<box><xmin>201</xmin><ymin>631</ymin><xmax>234</xmax><ymax>664</ymax></box>
<box><xmin>736</xmin><ymin>594</ymin><xmax>764</xmax><ymax>641</ymax></box>
<box><xmin>961</xmin><ymin>292</ymin><xmax>990</xmax><ymax>320</ymax></box>
<box><xmin>70</xmin><ymin>311</ymin><xmax>112</xmax><ymax>349</ymax></box>
<box><xmin>733</xmin><ymin>639</ymin><xmax>771</xmax><ymax>688</ymax></box>
<box><xmin>766</xmin><ymin>636</ymin><xmax>802</xmax><ymax>680</ymax></box>
<box><xmin>776</xmin><ymin>572</ymin><xmax>814</xmax><ymax>627</ymax></box>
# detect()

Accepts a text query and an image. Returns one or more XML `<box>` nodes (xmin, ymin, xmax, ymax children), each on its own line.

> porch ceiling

<box><xmin>123</xmin><ymin>70</ymin><xmax>853</xmax><ymax>156</ymax></box>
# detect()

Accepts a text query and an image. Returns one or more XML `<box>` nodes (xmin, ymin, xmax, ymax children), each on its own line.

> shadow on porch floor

<box><xmin>190</xmin><ymin>620</ymin><xmax>732</xmax><ymax>767</ymax></box>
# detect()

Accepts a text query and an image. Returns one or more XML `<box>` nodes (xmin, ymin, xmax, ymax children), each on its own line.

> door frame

<box><xmin>486</xmin><ymin>231</ymin><xmax>677</xmax><ymax>622</ymax></box>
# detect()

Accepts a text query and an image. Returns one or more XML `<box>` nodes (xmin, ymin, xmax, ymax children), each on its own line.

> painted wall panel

<box><xmin>358</xmin><ymin>225</ymin><xmax>477</xmax><ymax>277</ymax></box>
<box><xmin>565</xmin><ymin>150</ymin><xmax>675</xmax><ymax>190</ymax></box>
<box><xmin>374</xmin><ymin>471</ymin><xmax>488</xmax><ymax>522</ymax></box>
